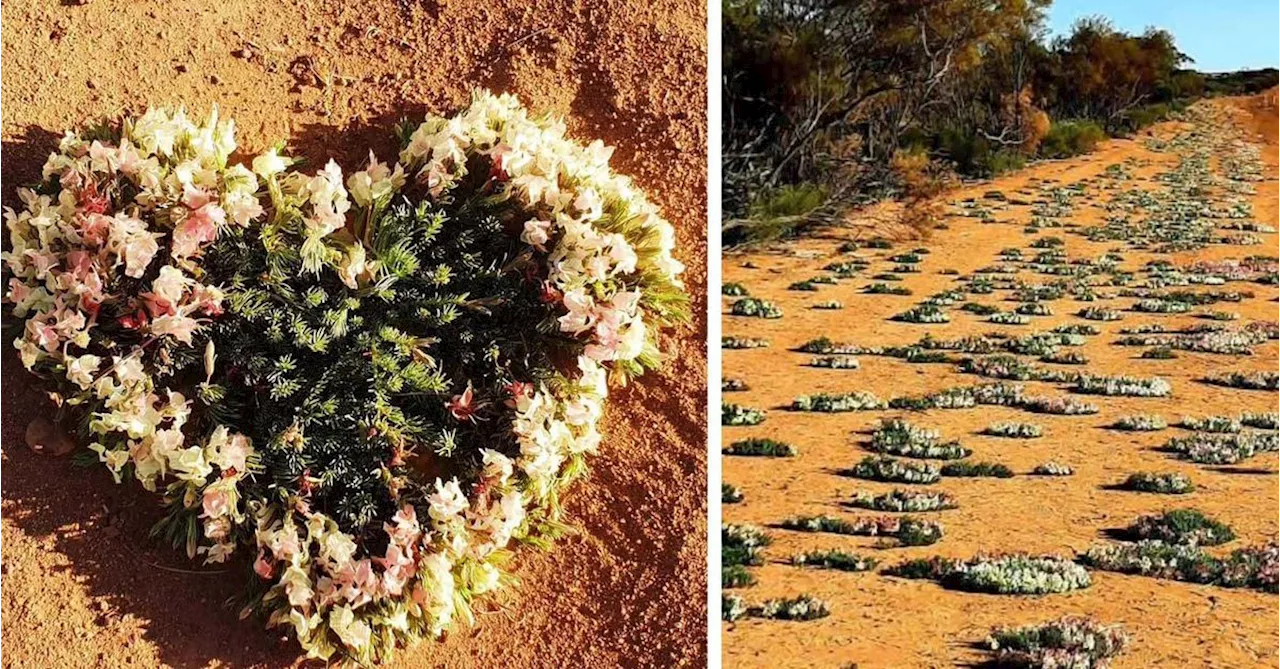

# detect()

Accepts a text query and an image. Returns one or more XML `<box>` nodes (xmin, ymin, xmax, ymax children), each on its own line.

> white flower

<box><xmin>66</xmin><ymin>353</ymin><xmax>102</xmax><ymax>390</ymax></box>
<box><xmin>480</xmin><ymin>449</ymin><xmax>513</xmax><ymax>482</ymax></box>
<box><xmin>150</xmin><ymin>314</ymin><xmax>200</xmax><ymax>345</ymax></box>
<box><xmin>521</xmin><ymin>218</ymin><xmax>552</xmax><ymax>250</ymax></box>
<box><xmin>328</xmin><ymin>605</ymin><xmax>371</xmax><ymax>651</ymax></box>
<box><xmin>322</xmin><ymin>530</ymin><xmax>358</xmax><ymax>566</ymax></box>
<box><xmin>281</xmin><ymin>565</ymin><xmax>315</xmax><ymax>608</ymax></box>
<box><xmin>151</xmin><ymin>265</ymin><xmax>191</xmax><ymax>304</ymax></box>
<box><xmin>252</xmin><ymin>148</ymin><xmax>289</xmax><ymax>178</ymax></box>
<box><xmin>336</xmin><ymin>242</ymin><xmax>366</xmax><ymax>289</ymax></box>
<box><xmin>427</xmin><ymin>478</ymin><xmax>467</xmax><ymax>522</ymax></box>
<box><xmin>346</xmin><ymin>152</ymin><xmax>405</xmax><ymax>208</ymax></box>
<box><xmin>169</xmin><ymin>445</ymin><xmax>213</xmax><ymax>482</ymax></box>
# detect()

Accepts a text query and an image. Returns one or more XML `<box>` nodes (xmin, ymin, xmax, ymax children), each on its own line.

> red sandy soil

<box><xmin>723</xmin><ymin>95</ymin><xmax>1279</xmax><ymax>668</ymax></box>
<box><xmin>1</xmin><ymin>1</ymin><xmax>707</xmax><ymax>667</ymax></box>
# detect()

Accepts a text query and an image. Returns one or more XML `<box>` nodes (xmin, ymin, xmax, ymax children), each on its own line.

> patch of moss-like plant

<box><xmin>722</xmin><ymin>593</ymin><xmax>748</xmax><ymax>622</ymax></box>
<box><xmin>792</xmin><ymin>391</ymin><xmax>885</xmax><ymax>412</ymax></box>
<box><xmin>844</xmin><ymin>456</ymin><xmax>941</xmax><ymax>484</ymax></box>
<box><xmin>723</xmin><ymin>523</ymin><xmax>770</xmax><ymax>589</ymax></box>
<box><xmin>1201</xmin><ymin>371</ymin><xmax>1278</xmax><ymax>390</ymax></box>
<box><xmin>1073</xmin><ymin>374</ymin><xmax>1171</xmax><ymax>397</ymax></box>
<box><xmin>894</xmin><ymin>304</ymin><xmax>951</xmax><ymax>324</ymax></box>
<box><xmin>725</xmin><ymin>437</ymin><xmax>797</xmax><ymax>458</ymax></box>
<box><xmin>1040</xmin><ymin>350</ymin><xmax>1088</xmax><ymax>365</ymax></box>
<box><xmin>722</xmin><ymin>335</ymin><xmax>769</xmax><ymax>349</ymax></box>
<box><xmin>1080</xmin><ymin>540</ymin><xmax>1278</xmax><ymax>592</ymax></box>
<box><xmin>867</xmin><ymin>418</ymin><xmax>971</xmax><ymax>459</ymax></box>
<box><xmin>1111</xmin><ymin>414</ymin><xmax>1167</xmax><ymax>431</ymax></box>
<box><xmin>1131</xmin><ymin>299</ymin><xmax>1189</xmax><ymax>314</ymax></box>
<box><xmin>808</xmin><ymin>355</ymin><xmax>859</xmax><ymax>369</ymax></box>
<box><xmin>959</xmin><ymin>355</ymin><xmax>1066</xmax><ymax>382</ymax></box>
<box><xmin>985</xmin><ymin>616</ymin><xmax>1128</xmax><ymax>669</ymax></box>
<box><xmin>730</xmin><ymin>297</ymin><xmax>783</xmax><ymax>319</ymax></box>
<box><xmin>848</xmin><ymin>489</ymin><xmax>957</xmax><ymax>512</ymax></box>
<box><xmin>886</xmin><ymin>554</ymin><xmax>1090</xmax><ymax>594</ymax></box>
<box><xmin>983</xmin><ymin>422</ymin><xmax>1043</xmax><ymax>439</ymax></box>
<box><xmin>1022</xmin><ymin>395</ymin><xmax>1100</xmax><ymax>415</ymax></box>
<box><xmin>796</xmin><ymin>336</ymin><xmax>858</xmax><ymax>354</ymax></box>
<box><xmin>1162</xmin><ymin>431</ymin><xmax>1278</xmax><ymax>464</ymax></box>
<box><xmin>990</xmin><ymin>311</ymin><xmax>1032</xmax><ymax>325</ymax></box>
<box><xmin>749</xmin><ymin>595</ymin><xmax>831</xmax><ymax>621</ymax></box>
<box><xmin>722</xmin><ymin>483</ymin><xmax>745</xmax><ymax>504</ymax></box>
<box><xmin>1241</xmin><ymin>411</ymin><xmax>1279</xmax><ymax>429</ymax></box>
<box><xmin>723</xmin><ymin>402</ymin><xmax>766</xmax><ymax>426</ymax></box>
<box><xmin>722</xmin><ymin>377</ymin><xmax>750</xmax><ymax>392</ymax></box>
<box><xmin>1032</xmin><ymin>461</ymin><xmax>1073</xmax><ymax>476</ymax></box>
<box><xmin>1177</xmin><ymin>415</ymin><xmax>1242</xmax><ymax>433</ymax></box>
<box><xmin>863</xmin><ymin>282</ymin><xmax>912</xmax><ymax>296</ymax></box>
<box><xmin>1119</xmin><ymin>472</ymin><xmax>1194</xmax><ymax>495</ymax></box>
<box><xmin>941</xmin><ymin>461</ymin><xmax>1014</xmax><ymax>478</ymax></box>
<box><xmin>780</xmin><ymin>514</ymin><xmax>944</xmax><ymax>546</ymax></box>
<box><xmin>722</xmin><ymin>282</ymin><xmax>750</xmax><ymax>296</ymax></box>
<box><xmin>790</xmin><ymin>550</ymin><xmax>878</xmax><ymax>572</ymax></box>
<box><xmin>1127</xmin><ymin>509</ymin><xmax>1235</xmax><ymax>546</ymax></box>
<box><xmin>1078</xmin><ymin>306</ymin><xmax>1123</xmax><ymax>321</ymax></box>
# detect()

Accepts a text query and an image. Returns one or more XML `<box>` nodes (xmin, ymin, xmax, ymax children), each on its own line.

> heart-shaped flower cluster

<box><xmin>3</xmin><ymin>91</ymin><xmax>687</xmax><ymax>664</ymax></box>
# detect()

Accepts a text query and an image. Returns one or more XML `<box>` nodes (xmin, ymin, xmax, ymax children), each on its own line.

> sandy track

<box><xmin>1</xmin><ymin>1</ymin><xmax>707</xmax><ymax>667</ymax></box>
<box><xmin>722</xmin><ymin>96</ymin><xmax>1278</xmax><ymax>668</ymax></box>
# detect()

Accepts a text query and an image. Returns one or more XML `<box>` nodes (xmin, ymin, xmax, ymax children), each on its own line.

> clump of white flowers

<box><xmin>4</xmin><ymin>93</ymin><xmax>687</xmax><ymax>666</ymax></box>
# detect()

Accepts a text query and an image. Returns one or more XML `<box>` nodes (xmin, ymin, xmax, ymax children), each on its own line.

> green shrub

<box><xmin>791</xmin><ymin>550</ymin><xmax>878</xmax><ymax>572</ymax></box>
<box><xmin>722</xmin><ymin>483</ymin><xmax>745</xmax><ymax>504</ymax></box>
<box><xmin>887</xmin><ymin>554</ymin><xmax>1090</xmax><ymax>594</ymax></box>
<box><xmin>986</xmin><ymin>616</ymin><xmax>1128</xmax><ymax>668</ymax></box>
<box><xmin>730</xmin><ymin>297</ymin><xmax>783</xmax><ymax>319</ymax></box>
<box><xmin>725</xmin><ymin>437</ymin><xmax>797</xmax><ymax>457</ymax></box>
<box><xmin>726</xmin><ymin>183</ymin><xmax>829</xmax><ymax>245</ymax></box>
<box><xmin>750</xmin><ymin>595</ymin><xmax>831</xmax><ymax>621</ymax></box>
<box><xmin>722</xmin><ymin>402</ymin><xmax>766</xmax><ymax>426</ymax></box>
<box><xmin>1120</xmin><ymin>472</ymin><xmax>1194</xmax><ymax>494</ymax></box>
<box><xmin>941</xmin><ymin>461</ymin><xmax>1014</xmax><ymax>478</ymax></box>
<box><xmin>1040</xmin><ymin>120</ymin><xmax>1106</xmax><ymax>159</ymax></box>
<box><xmin>848</xmin><ymin>489</ymin><xmax>958</xmax><ymax>512</ymax></box>
<box><xmin>1128</xmin><ymin>509</ymin><xmax>1235</xmax><ymax>546</ymax></box>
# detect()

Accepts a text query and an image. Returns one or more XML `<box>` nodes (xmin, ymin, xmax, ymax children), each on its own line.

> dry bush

<box><xmin>1001</xmin><ymin>86</ymin><xmax>1051</xmax><ymax>154</ymax></box>
<box><xmin>891</xmin><ymin>149</ymin><xmax>953</xmax><ymax>239</ymax></box>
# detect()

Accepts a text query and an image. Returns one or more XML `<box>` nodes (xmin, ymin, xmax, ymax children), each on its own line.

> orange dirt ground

<box><xmin>0</xmin><ymin>1</ymin><xmax>707</xmax><ymax>667</ymax></box>
<box><xmin>723</xmin><ymin>95</ymin><xmax>1279</xmax><ymax>668</ymax></box>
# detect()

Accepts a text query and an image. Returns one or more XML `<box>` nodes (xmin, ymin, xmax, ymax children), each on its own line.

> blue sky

<box><xmin>1047</xmin><ymin>0</ymin><xmax>1279</xmax><ymax>73</ymax></box>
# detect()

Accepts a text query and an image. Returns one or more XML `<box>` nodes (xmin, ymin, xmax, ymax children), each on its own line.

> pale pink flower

<box><xmin>521</xmin><ymin>219</ymin><xmax>552</xmax><ymax>250</ymax></box>
<box><xmin>254</xmin><ymin>550</ymin><xmax>275</xmax><ymax>579</ymax></box>
<box><xmin>118</xmin><ymin>231</ymin><xmax>159</xmax><ymax>279</ymax></box>
<box><xmin>557</xmin><ymin>288</ymin><xmax>595</xmax><ymax>333</ymax></box>
<box><xmin>201</xmin><ymin>486</ymin><xmax>232</xmax><ymax>518</ymax></box>
<box><xmin>150</xmin><ymin>314</ymin><xmax>199</xmax><ymax>344</ymax></box>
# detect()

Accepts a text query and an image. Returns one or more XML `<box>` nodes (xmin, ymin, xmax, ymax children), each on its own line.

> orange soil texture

<box><xmin>1</xmin><ymin>1</ymin><xmax>707</xmax><ymax>667</ymax></box>
<box><xmin>723</xmin><ymin>96</ymin><xmax>1279</xmax><ymax>668</ymax></box>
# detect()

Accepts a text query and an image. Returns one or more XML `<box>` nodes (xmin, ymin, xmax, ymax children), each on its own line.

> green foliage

<box><xmin>725</xmin><ymin>437</ymin><xmax>797</xmax><ymax>457</ymax></box>
<box><xmin>941</xmin><ymin>461</ymin><xmax>1014</xmax><ymax>478</ymax></box>
<box><xmin>1040</xmin><ymin>120</ymin><xmax>1107</xmax><ymax>159</ymax></box>
<box><xmin>791</xmin><ymin>550</ymin><xmax>878</xmax><ymax>572</ymax></box>
<box><xmin>1128</xmin><ymin>509</ymin><xmax>1235</xmax><ymax>546</ymax></box>
<box><xmin>204</xmin><ymin>195</ymin><xmax>561</xmax><ymax>534</ymax></box>
<box><xmin>986</xmin><ymin>616</ymin><xmax>1129</xmax><ymax>668</ymax></box>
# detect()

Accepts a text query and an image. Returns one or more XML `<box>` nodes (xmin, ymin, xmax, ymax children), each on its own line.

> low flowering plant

<box><xmin>3</xmin><ymin>92</ymin><xmax>687</xmax><ymax>664</ymax></box>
